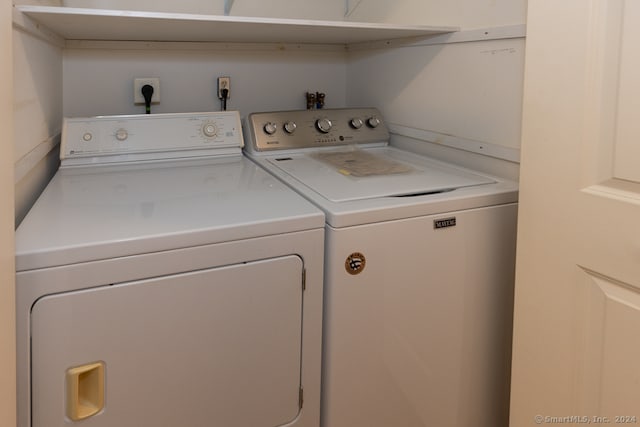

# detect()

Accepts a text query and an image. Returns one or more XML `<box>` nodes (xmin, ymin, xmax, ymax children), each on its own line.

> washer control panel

<box><xmin>245</xmin><ymin>108</ymin><xmax>390</xmax><ymax>152</ymax></box>
<box><xmin>61</xmin><ymin>111</ymin><xmax>243</xmax><ymax>163</ymax></box>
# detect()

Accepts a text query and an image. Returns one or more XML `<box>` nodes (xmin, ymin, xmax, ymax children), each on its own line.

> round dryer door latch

<box><xmin>345</xmin><ymin>252</ymin><xmax>366</xmax><ymax>275</ymax></box>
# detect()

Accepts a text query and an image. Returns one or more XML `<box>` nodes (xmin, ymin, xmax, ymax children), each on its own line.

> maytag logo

<box><xmin>434</xmin><ymin>217</ymin><xmax>457</xmax><ymax>229</ymax></box>
<box><xmin>345</xmin><ymin>252</ymin><xmax>366</xmax><ymax>275</ymax></box>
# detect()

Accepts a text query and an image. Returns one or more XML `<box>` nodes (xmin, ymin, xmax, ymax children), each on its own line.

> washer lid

<box><xmin>15</xmin><ymin>156</ymin><xmax>324</xmax><ymax>271</ymax></box>
<box><xmin>266</xmin><ymin>147</ymin><xmax>495</xmax><ymax>202</ymax></box>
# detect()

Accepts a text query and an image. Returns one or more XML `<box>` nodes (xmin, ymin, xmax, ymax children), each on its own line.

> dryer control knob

<box><xmin>264</xmin><ymin>122</ymin><xmax>278</xmax><ymax>135</ymax></box>
<box><xmin>115</xmin><ymin>128</ymin><xmax>128</xmax><ymax>141</ymax></box>
<box><xmin>202</xmin><ymin>122</ymin><xmax>218</xmax><ymax>138</ymax></box>
<box><xmin>316</xmin><ymin>117</ymin><xmax>333</xmax><ymax>134</ymax></box>
<box><xmin>349</xmin><ymin>118</ymin><xmax>364</xmax><ymax>129</ymax></box>
<box><xmin>366</xmin><ymin>116</ymin><xmax>381</xmax><ymax>128</ymax></box>
<box><xmin>283</xmin><ymin>121</ymin><xmax>297</xmax><ymax>134</ymax></box>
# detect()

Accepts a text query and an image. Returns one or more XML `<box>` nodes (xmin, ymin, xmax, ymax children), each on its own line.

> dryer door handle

<box><xmin>66</xmin><ymin>361</ymin><xmax>105</xmax><ymax>421</ymax></box>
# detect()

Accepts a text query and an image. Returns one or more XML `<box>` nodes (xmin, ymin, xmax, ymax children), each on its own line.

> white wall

<box><xmin>13</xmin><ymin>32</ymin><xmax>63</xmax><ymax>225</ymax></box>
<box><xmin>346</xmin><ymin>0</ymin><xmax>526</xmax><ymax>179</ymax></box>
<box><xmin>15</xmin><ymin>0</ymin><xmax>62</xmax><ymax>5</ymax></box>
<box><xmin>13</xmin><ymin>0</ymin><xmax>64</xmax><ymax>225</ymax></box>
<box><xmin>347</xmin><ymin>0</ymin><xmax>525</xmax><ymax>30</ymax></box>
<box><xmin>1</xmin><ymin>3</ymin><xmax>16</xmax><ymax>427</ymax></box>
<box><xmin>348</xmin><ymin>38</ymin><xmax>525</xmax><ymax>150</ymax></box>
<box><xmin>63</xmin><ymin>46</ymin><xmax>347</xmax><ymax>118</ymax></box>
<box><xmin>62</xmin><ymin>0</ymin><xmax>345</xmax><ymax>20</ymax></box>
<box><xmin>62</xmin><ymin>0</ymin><xmax>226</xmax><ymax>14</ymax></box>
<box><xmin>229</xmin><ymin>0</ymin><xmax>345</xmax><ymax>20</ymax></box>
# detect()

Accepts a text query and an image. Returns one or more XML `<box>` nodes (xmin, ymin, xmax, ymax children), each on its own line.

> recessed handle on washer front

<box><xmin>66</xmin><ymin>361</ymin><xmax>105</xmax><ymax>421</ymax></box>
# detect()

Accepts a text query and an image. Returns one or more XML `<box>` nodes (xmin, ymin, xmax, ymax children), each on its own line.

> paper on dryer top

<box><xmin>267</xmin><ymin>146</ymin><xmax>495</xmax><ymax>203</ymax></box>
<box><xmin>311</xmin><ymin>149</ymin><xmax>413</xmax><ymax>177</ymax></box>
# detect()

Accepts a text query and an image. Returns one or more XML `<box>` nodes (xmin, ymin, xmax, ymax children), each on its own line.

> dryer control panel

<box><xmin>245</xmin><ymin>108</ymin><xmax>390</xmax><ymax>153</ymax></box>
<box><xmin>61</xmin><ymin>111</ymin><xmax>244</xmax><ymax>165</ymax></box>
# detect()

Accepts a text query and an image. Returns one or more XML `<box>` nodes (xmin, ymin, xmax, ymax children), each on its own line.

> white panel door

<box><xmin>31</xmin><ymin>256</ymin><xmax>304</xmax><ymax>427</ymax></box>
<box><xmin>511</xmin><ymin>1</ymin><xmax>640</xmax><ymax>425</ymax></box>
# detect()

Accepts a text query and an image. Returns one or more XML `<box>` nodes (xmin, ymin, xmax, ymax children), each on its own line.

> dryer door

<box><xmin>31</xmin><ymin>255</ymin><xmax>304</xmax><ymax>427</ymax></box>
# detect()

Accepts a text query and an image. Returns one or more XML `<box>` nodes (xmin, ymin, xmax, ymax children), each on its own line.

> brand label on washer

<box><xmin>434</xmin><ymin>217</ymin><xmax>457</xmax><ymax>229</ymax></box>
<box><xmin>345</xmin><ymin>252</ymin><xmax>366</xmax><ymax>275</ymax></box>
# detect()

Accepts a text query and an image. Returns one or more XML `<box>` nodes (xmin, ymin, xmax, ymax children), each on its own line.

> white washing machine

<box><xmin>15</xmin><ymin>111</ymin><xmax>325</xmax><ymax>427</ymax></box>
<box><xmin>243</xmin><ymin>108</ymin><xmax>519</xmax><ymax>427</ymax></box>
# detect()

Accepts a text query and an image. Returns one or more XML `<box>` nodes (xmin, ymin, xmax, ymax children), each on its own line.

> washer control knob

<box><xmin>202</xmin><ymin>122</ymin><xmax>218</xmax><ymax>138</ymax></box>
<box><xmin>366</xmin><ymin>116</ymin><xmax>381</xmax><ymax>128</ymax></box>
<box><xmin>82</xmin><ymin>132</ymin><xmax>93</xmax><ymax>142</ymax></box>
<box><xmin>316</xmin><ymin>117</ymin><xmax>333</xmax><ymax>133</ymax></box>
<box><xmin>283</xmin><ymin>121</ymin><xmax>297</xmax><ymax>134</ymax></box>
<box><xmin>115</xmin><ymin>128</ymin><xmax>128</xmax><ymax>141</ymax></box>
<box><xmin>264</xmin><ymin>122</ymin><xmax>278</xmax><ymax>135</ymax></box>
<box><xmin>349</xmin><ymin>118</ymin><xmax>364</xmax><ymax>129</ymax></box>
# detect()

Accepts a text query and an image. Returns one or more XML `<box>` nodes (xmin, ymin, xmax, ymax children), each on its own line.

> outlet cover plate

<box><xmin>134</xmin><ymin>78</ymin><xmax>160</xmax><ymax>104</ymax></box>
<box><xmin>217</xmin><ymin>76</ymin><xmax>230</xmax><ymax>100</ymax></box>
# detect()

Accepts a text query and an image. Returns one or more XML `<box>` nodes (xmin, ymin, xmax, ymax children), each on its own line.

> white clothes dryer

<box><xmin>244</xmin><ymin>108</ymin><xmax>519</xmax><ymax>427</ymax></box>
<box><xmin>16</xmin><ymin>112</ymin><xmax>324</xmax><ymax>427</ymax></box>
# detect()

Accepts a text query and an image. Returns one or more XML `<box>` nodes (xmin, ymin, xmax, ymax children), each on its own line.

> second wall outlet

<box><xmin>134</xmin><ymin>78</ymin><xmax>160</xmax><ymax>104</ymax></box>
<box><xmin>217</xmin><ymin>76</ymin><xmax>230</xmax><ymax>99</ymax></box>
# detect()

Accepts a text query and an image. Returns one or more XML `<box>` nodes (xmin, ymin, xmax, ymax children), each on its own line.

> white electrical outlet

<box><xmin>217</xmin><ymin>76</ymin><xmax>230</xmax><ymax>100</ymax></box>
<box><xmin>134</xmin><ymin>78</ymin><xmax>160</xmax><ymax>104</ymax></box>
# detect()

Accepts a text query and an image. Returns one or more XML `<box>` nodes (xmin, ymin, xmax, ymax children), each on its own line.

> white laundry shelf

<box><xmin>15</xmin><ymin>5</ymin><xmax>459</xmax><ymax>46</ymax></box>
